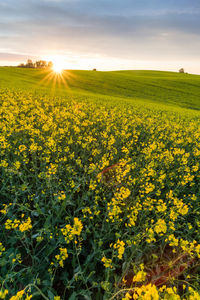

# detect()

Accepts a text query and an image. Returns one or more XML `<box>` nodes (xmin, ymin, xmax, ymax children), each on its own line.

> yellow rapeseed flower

<box><xmin>19</xmin><ymin>217</ymin><xmax>32</xmax><ymax>232</ymax></box>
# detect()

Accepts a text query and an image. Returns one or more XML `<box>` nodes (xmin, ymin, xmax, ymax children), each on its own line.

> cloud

<box><xmin>0</xmin><ymin>52</ymin><xmax>37</xmax><ymax>61</ymax></box>
<box><xmin>0</xmin><ymin>0</ymin><xmax>200</xmax><ymax>67</ymax></box>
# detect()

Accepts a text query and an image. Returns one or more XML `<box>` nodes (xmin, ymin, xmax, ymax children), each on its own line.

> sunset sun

<box><xmin>38</xmin><ymin>55</ymin><xmax>74</xmax><ymax>88</ymax></box>
<box><xmin>45</xmin><ymin>55</ymin><xmax>66</xmax><ymax>73</ymax></box>
<box><xmin>53</xmin><ymin>61</ymin><xmax>64</xmax><ymax>73</ymax></box>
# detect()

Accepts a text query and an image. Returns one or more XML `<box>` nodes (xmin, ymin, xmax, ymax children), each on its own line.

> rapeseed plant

<box><xmin>0</xmin><ymin>88</ymin><xmax>200</xmax><ymax>299</ymax></box>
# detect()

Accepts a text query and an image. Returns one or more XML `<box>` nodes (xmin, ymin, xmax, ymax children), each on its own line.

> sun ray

<box><xmin>34</xmin><ymin>56</ymin><xmax>78</xmax><ymax>96</ymax></box>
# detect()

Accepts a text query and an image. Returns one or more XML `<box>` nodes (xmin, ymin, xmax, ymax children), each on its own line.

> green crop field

<box><xmin>0</xmin><ymin>67</ymin><xmax>200</xmax><ymax>299</ymax></box>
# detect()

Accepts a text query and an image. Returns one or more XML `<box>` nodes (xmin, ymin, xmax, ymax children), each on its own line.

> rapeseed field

<box><xmin>0</xmin><ymin>68</ymin><xmax>200</xmax><ymax>299</ymax></box>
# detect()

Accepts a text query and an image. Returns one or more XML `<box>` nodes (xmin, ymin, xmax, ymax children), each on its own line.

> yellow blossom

<box><xmin>71</xmin><ymin>218</ymin><xmax>83</xmax><ymax>236</ymax></box>
<box><xmin>101</xmin><ymin>256</ymin><xmax>112</xmax><ymax>268</ymax></box>
<box><xmin>19</xmin><ymin>217</ymin><xmax>32</xmax><ymax>232</ymax></box>
<box><xmin>0</xmin><ymin>289</ymin><xmax>8</xmax><ymax>299</ymax></box>
<box><xmin>113</xmin><ymin>239</ymin><xmax>125</xmax><ymax>259</ymax></box>
<box><xmin>154</xmin><ymin>219</ymin><xmax>167</xmax><ymax>235</ymax></box>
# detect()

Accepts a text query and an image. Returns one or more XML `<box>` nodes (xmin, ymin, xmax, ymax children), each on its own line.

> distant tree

<box><xmin>93</xmin><ymin>68</ymin><xmax>97</xmax><ymax>71</ymax></box>
<box><xmin>48</xmin><ymin>61</ymin><xmax>53</xmax><ymax>69</ymax></box>
<box><xmin>40</xmin><ymin>60</ymin><xmax>47</xmax><ymax>68</ymax></box>
<box><xmin>26</xmin><ymin>59</ymin><xmax>34</xmax><ymax>68</ymax></box>
<box><xmin>179</xmin><ymin>68</ymin><xmax>185</xmax><ymax>73</ymax></box>
<box><xmin>35</xmin><ymin>61</ymin><xmax>41</xmax><ymax>68</ymax></box>
<box><xmin>18</xmin><ymin>59</ymin><xmax>51</xmax><ymax>69</ymax></box>
<box><xmin>35</xmin><ymin>60</ymin><xmax>47</xmax><ymax>68</ymax></box>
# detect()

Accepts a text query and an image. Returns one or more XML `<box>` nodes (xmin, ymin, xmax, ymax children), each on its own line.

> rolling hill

<box><xmin>0</xmin><ymin>67</ymin><xmax>200</xmax><ymax>110</ymax></box>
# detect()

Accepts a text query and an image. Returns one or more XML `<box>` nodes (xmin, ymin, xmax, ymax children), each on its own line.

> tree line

<box><xmin>18</xmin><ymin>59</ymin><xmax>53</xmax><ymax>69</ymax></box>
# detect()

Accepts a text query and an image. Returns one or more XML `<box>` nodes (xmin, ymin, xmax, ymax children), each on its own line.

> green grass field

<box><xmin>0</xmin><ymin>67</ymin><xmax>200</xmax><ymax>299</ymax></box>
<box><xmin>1</xmin><ymin>67</ymin><xmax>200</xmax><ymax>109</ymax></box>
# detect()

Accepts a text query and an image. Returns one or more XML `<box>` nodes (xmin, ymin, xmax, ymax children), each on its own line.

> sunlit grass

<box><xmin>36</xmin><ymin>69</ymin><xmax>76</xmax><ymax>94</ymax></box>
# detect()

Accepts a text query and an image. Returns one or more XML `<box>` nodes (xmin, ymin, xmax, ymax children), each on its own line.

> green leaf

<box><xmin>47</xmin><ymin>290</ymin><xmax>55</xmax><ymax>300</ymax></box>
<box><xmin>68</xmin><ymin>292</ymin><xmax>77</xmax><ymax>300</ymax></box>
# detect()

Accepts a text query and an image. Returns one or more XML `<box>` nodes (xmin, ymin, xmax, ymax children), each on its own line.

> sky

<box><xmin>0</xmin><ymin>0</ymin><xmax>200</xmax><ymax>73</ymax></box>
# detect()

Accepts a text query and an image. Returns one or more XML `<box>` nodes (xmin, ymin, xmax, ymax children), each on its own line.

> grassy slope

<box><xmin>0</xmin><ymin>67</ymin><xmax>200</xmax><ymax>110</ymax></box>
